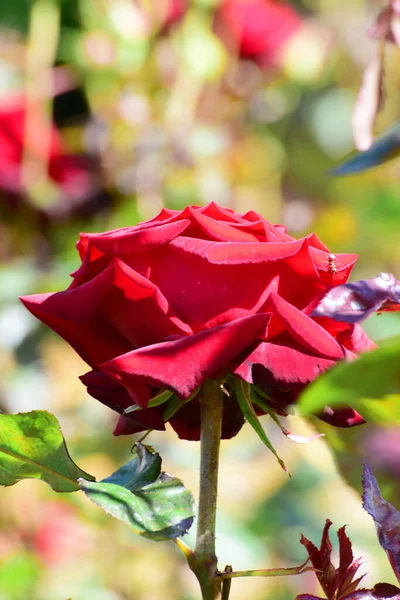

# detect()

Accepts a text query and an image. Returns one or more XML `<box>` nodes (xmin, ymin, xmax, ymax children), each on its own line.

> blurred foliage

<box><xmin>1</xmin><ymin>0</ymin><xmax>400</xmax><ymax>599</ymax></box>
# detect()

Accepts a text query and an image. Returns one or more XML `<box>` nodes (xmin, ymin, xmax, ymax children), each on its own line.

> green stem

<box><xmin>192</xmin><ymin>380</ymin><xmax>224</xmax><ymax>600</ymax></box>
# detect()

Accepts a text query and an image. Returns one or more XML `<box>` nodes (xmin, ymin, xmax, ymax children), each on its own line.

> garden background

<box><xmin>0</xmin><ymin>1</ymin><xmax>399</xmax><ymax>598</ymax></box>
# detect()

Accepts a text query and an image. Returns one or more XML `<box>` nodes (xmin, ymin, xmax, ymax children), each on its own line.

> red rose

<box><xmin>21</xmin><ymin>203</ymin><xmax>373</xmax><ymax>440</ymax></box>
<box><xmin>217</xmin><ymin>0</ymin><xmax>302</xmax><ymax>66</ymax></box>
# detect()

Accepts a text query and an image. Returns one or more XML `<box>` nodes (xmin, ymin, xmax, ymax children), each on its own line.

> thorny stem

<box><xmin>190</xmin><ymin>380</ymin><xmax>224</xmax><ymax>600</ymax></box>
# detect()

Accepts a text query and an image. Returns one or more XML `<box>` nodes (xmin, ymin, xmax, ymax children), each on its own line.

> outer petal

<box><xmin>20</xmin><ymin>290</ymin><xmax>131</xmax><ymax>367</ymax></box>
<box><xmin>101</xmin><ymin>313</ymin><xmax>271</xmax><ymax>402</ymax></box>
<box><xmin>80</xmin><ymin>370</ymin><xmax>165</xmax><ymax>434</ymax></box>
<box><xmin>21</xmin><ymin>257</ymin><xmax>191</xmax><ymax>367</ymax></box>
<box><xmin>235</xmin><ymin>339</ymin><xmax>336</xmax><ymax>388</ymax></box>
<box><xmin>266</xmin><ymin>293</ymin><xmax>344</xmax><ymax>360</ymax></box>
<box><xmin>309</xmin><ymin>247</ymin><xmax>358</xmax><ymax>287</ymax></box>
<box><xmin>73</xmin><ymin>219</ymin><xmax>190</xmax><ymax>285</ymax></box>
<box><xmin>80</xmin><ymin>369</ymin><xmax>150</xmax><ymax>410</ymax></box>
<box><xmin>338</xmin><ymin>324</ymin><xmax>377</xmax><ymax>354</ymax></box>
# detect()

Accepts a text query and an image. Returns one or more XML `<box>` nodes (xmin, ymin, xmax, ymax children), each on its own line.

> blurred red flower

<box><xmin>217</xmin><ymin>0</ymin><xmax>302</xmax><ymax>66</ymax></box>
<box><xmin>162</xmin><ymin>0</ymin><xmax>187</xmax><ymax>28</ymax></box>
<box><xmin>161</xmin><ymin>0</ymin><xmax>302</xmax><ymax>67</ymax></box>
<box><xmin>0</xmin><ymin>93</ymin><xmax>96</xmax><ymax>216</ymax></box>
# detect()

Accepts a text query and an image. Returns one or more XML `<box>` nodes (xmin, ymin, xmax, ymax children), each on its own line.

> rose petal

<box><xmin>20</xmin><ymin>290</ymin><xmax>131</xmax><ymax>367</ymax></box>
<box><xmin>80</xmin><ymin>370</ymin><xmax>165</xmax><ymax>434</ymax></box>
<box><xmin>338</xmin><ymin>324</ymin><xmax>378</xmax><ymax>354</ymax></box>
<box><xmin>235</xmin><ymin>339</ymin><xmax>336</xmax><ymax>387</ymax></box>
<box><xmin>80</xmin><ymin>369</ymin><xmax>151</xmax><ymax>410</ymax></box>
<box><xmin>309</xmin><ymin>247</ymin><xmax>358</xmax><ymax>287</ymax></box>
<box><xmin>183</xmin><ymin>206</ymin><xmax>261</xmax><ymax>242</ymax></box>
<box><xmin>267</xmin><ymin>293</ymin><xmax>344</xmax><ymax>360</ymax></box>
<box><xmin>73</xmin><ymin>219</ymin><xmax>190</xmax><ymax>285</ymax></box>
<box><xmin>101</xmin><ymin>313</ymin><xmax>271</xmax><ymax>401</ymax></box>
<box><xmin>150</xmin><ymin>237</ymin><xmax>327</xmax><ymax>330</ymax></box>
<box><xmin>170</xmin><ymin>235</ymin><xmax>304</xmax><ymax>265</ymax></box>
<box><xmin>21</xmin><ymin>257</ymin><xmax>191</xmax><ymax>366</ymax></box>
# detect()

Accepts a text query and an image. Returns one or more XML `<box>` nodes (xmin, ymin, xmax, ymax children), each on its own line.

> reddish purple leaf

<box><xmin>362</xmin><ymin>463</ymin><xmax>400</xmax><ymax>583</ymax></box>
<box><xmin>311</xmin><ymin>273</ymin><xmax>400</xmax><ymax>324</ymax></box>
<box><xmin>336</xmin><ymin>527</ymin><xmax>364</xmax><ymax>599</ymax></box>
<box><xmin>296</xmin><ymin>596</ymin><xmax>326</xmax><ymax>600</ymax></box>
<box><xmin>300</xmin><ymin>520</ymin><xmax>364</xmax><ymax>600</ymax></box>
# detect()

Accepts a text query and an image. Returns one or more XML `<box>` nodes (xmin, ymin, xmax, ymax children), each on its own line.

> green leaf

<box><xmin>235</xmin><ymin>380</ymin><xmax>288</xmax><ymax>473</ymax></box>
<box><xmin>298</xmin><ymin>336</ymin><xmax>400</xmax><ymax>423</ymax></box>
<box><xmin>0</xmin><ymin>411</ymin><xmax>94</xmax><ymax>492</ymax></box>
<box><xmin>79</xmin><ymin>443</ymin><xmax>195</xmax><ymax>541</ymax></box>
<box><xmin>163</xmin><ymin>395</ymin><xmax>182</xmax><ymax>421</ymax></box>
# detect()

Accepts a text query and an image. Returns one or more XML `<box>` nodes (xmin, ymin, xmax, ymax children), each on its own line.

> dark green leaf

<box><xmin>0</xmin><ymin>411</ymin><xmax>94</xmax><ymax>492</ymax></box>
<box><xmin>102</xmin><ymin>443</ymin><xmax>161</xmax><ymax>490</ymax></box>
<box><xmin>332</xmin><ymin>121</ymin><xmax>400</xmax><ymax>175</ymax></box>
<box><xmin>79</xmin><ymin>443</ymin><xmax>195</xmax><ymax>541</ymax></box>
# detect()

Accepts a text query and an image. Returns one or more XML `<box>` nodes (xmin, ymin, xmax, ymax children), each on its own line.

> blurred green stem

<box><xmin>23</xmin><ymin>0</ymin><xmax>60</xmax><ymax>207</ymax></box>
<box><xmin>191</xmin><ymin>380</ymin><xmax>223</xmax><ymax>600</ymax></box>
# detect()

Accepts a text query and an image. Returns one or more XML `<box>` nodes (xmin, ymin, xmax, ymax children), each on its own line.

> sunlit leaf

<box><xmin>0</xmin><ymin>411</ymin><xmax>94</xmax><ymax>493</ymax></box>
<box><xmin>79</xmin><ymin>443</ymin><xmax>194</xmax><ymax>541</ymax></box>
<box><xmin>298</xmin><ymin>336</ymin><xmax>400</xmax><ymax>422</ymax></box>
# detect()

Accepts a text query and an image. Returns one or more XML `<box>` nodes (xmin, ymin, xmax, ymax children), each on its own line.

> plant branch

<box><xmin>218</xmin><ymin>559</ymin><xmax>312</xmax><ymax>580</ymax></box>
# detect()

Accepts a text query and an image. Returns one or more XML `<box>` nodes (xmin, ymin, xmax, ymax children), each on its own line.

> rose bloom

<box><xmin>21</xmin><ymin>203</ymin><xmax>374</xmax><ymax>440</ymax></box>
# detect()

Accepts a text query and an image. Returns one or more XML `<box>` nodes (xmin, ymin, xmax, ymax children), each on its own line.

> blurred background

<box><xmin>1</xmin><ymin>0</ymin><xmax>400</xmax><ymax>598</ymax></box>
